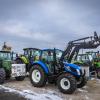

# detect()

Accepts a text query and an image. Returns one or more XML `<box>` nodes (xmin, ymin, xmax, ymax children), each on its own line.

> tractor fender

<box><xmin>32</xmin><ymin>61</ymin><xmax>49</xmax><ymax>74</ymax></box>
<box><xmin>16</xmin><ymin>56</ymin><xmax>28</xmax><ymax>64</ymax></box>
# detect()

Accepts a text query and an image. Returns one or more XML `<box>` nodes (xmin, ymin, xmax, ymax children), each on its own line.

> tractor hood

<box><xmin>63</xmin><ymin>62</ymin><xmax>81</xmax><ymax>70</ymax></box>
<box><xmin>63</xmin><ymin>62</ymin><xmax>84</xmax><ymax>77</ymax></box>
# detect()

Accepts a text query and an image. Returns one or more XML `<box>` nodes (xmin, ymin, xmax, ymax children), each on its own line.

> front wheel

<box><xmin>30</xmin><ymin>65</ymin><xmax>47</xmax><ymax>87</ymax></box>
<box><xmin>77</xmin><ymin>76</ymin><xmax>87</xmax><ymax>88</ymax></box>
<box><xmin>0</xmin><ymin>68</ymin><xmax>6</xmax><ymax>84</ymax></box>
<box><xmin>57</xmin><ymin>74</ymin><xmax>77</xmax><ymax>94</ymax></box>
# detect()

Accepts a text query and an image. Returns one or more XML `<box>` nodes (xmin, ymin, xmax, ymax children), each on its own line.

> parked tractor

<box><xmin>29</xmin><ymin>32</ymin><xmax>100</xmax><ymax>94</ymax></box>
<box><xmin>16</xmin><ymin>48</ymin><xmax>40</xmax><ymax>72</ymax></box>
<box><xmin>73</xmin><ymin>52</ymin><xmax>100</xmax><ymax>78</ymax></box>
<box><xmin>0</xmin><ymin>50</ymin><xmax>26</xmax><ymax>84</ymax></box>
<box><xmin>29</xmin><ymin>48</ymin><xmax>87</xmax><ymax>94</ymax></box>
<box><xmin>86</xmin><ymin>51</ymin><xmax>100</xmax><ymax>78</ymax></box>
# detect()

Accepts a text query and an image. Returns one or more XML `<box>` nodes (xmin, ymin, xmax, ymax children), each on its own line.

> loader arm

<box><xmin>60</xmin><ymin>32</ymin><xmax>100</xmax><ymax>63</ymax></box>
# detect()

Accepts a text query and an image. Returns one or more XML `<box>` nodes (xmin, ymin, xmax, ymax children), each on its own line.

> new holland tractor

<box><xmin>16</xmin><ymin>48</ymin><xmax>40</xmax><ymax>72</ymax></box>
<box><xmin>0</xmin><ymin>50</ymin><xmax>26</xmax><ymax>84</ymax></box>
<box><xmin>29</xmin><ymin>32</ymin><xmax>100</xmax><ymax>94</ymax></box>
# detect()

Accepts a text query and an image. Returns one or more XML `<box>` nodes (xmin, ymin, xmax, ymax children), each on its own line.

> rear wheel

<box><xmin>30</xmin><ymin>65</ymin><xmax>47</xmax><ymax>87</ymax></box>
<box><xmin>0</xmin><ymin>68</ymin><xmax>6</xmax><ymax>84</ymax></box>
<box><xmin>57</xmin><ymin>73</ymin><xmax>77</xmax><ymax>94</ymax></box>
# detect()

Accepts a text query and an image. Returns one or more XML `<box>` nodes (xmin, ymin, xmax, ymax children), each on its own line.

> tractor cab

<box><xmin>40</xmin><ymin>49</ymin><xmax>63</xmax><ymax>74</ymax></box>
<box><xmin>23</xmin><ymin>48</ymin><xmax>40</xmax><ymax>61</ymax></box>
<box><xmin>0</xmin><ymin>51</ymin><xmax>12</xmax><ymax>72</ymax></box>
<box><xmin>0</xmin><ymin>51</ymin><xmax>11</xmax><ymax>61</ymax></box>
<box><xmin>86</xmin><ymin>51</ymin><xmax>100</xmax><ymax>62</ymax></box>
<box><xmin>74</xmin><ymin>54</ymin><xmax>93</xmax><ymax>65</ymax></box>
<box><xmin>16</xmin><ymin>48</ymin><xmax>41</xmax><ymax>72</ymax></box>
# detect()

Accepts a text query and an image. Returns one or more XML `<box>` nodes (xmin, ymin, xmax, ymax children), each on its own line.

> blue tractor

<box><xmin>29</xmin><ymin>49</ymin><xmax>86</xmax><ymax>94</ymax></box>
<box><xmin>29</xmin><ymin>32</ymin><xmax>100</xmax><ymax>94</ymax></box>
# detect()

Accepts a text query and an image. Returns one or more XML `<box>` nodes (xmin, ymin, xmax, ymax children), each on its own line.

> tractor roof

<box><xmin>23</xmin><ymin>48</ymin><xmax>40</xmax><ymax>51</ymax></box>
<box><xmin>42</xmin><ymin>48</ymin><xmax>63</xmax><ymax>52</ymax></box>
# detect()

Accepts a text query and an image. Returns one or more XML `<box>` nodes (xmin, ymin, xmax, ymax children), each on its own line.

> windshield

<box><xmin>24</xmin><ymin>49</ymin><xmax>40</xmax><ymax>57</ymax></box>
<box><xmin>42</xmin><ymin>50</ymin><xmax>53</xmax><ymax>61</ymax></box>
<box><xmin>77</xmin><ymin>54</ymin><xmax>93</xmax><ymax>62</ymax></box>
<box><xmin>32</xmin><ymin>50</ymin><xmax>40</xmax><ymax>56</ymax></box>
<box><xmin>41</xmin><ymin>49</ymin><xmax>63</xmax><ymax>62</ymax></box>
<box><xmin>56</xmin><ymin>50</ymin><xmax>63</xmax><ymax>59</ymax></box>
<box><xmin>0</xmin><ymin>52</ymin><xmax>11</xmax><ymax>60</ymax></box>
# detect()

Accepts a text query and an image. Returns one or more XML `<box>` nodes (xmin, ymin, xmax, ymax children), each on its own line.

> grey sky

<box><xmin>0</xmin><ymin>0</ymin><xmax>100</xmax><ymax>52</ymax></box>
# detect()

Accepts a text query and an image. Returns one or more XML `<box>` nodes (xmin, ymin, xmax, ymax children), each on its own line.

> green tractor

<box><xmin>16</xmin><ymin>48</ymin><xmax>40</xmax><ymax>72</ymax></box>
<box><xmin>86</xmin><ymin>51</ymin><xmax>100</xmax><ymax>78</ymax></box>
<box><xmin>0</xmin><ymin>50</ymin><xmax>26</xmax><ymax>84</ymax></box>
<box><xmin>73</xmin><ymin>51</ymin><xmax>100</xmax><ymax>78</ymax></box>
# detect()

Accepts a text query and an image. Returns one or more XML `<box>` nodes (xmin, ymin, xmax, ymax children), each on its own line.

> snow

<box><xmin>77</xmin><ymin>88</ymin><xmax>88</xmax><ymax>93</ymax></box>
<box><xmin>85</xmin><ymin>95</ymin><xmax>89</xmax><ymax>100</ymax></box>
<box><xmin>0</xmin><ymin>85</ymin><xmax>62</xmax><ymax>100</ymax></box>
<box><xmin>90</xmin><ymin>78</ymin><xmax>95</xmax><ymax>80</ymax></box>
<box><xmin>91</xmin><ymin>78</ymin><xmax>100</xmax><ymax>83</ymax></box>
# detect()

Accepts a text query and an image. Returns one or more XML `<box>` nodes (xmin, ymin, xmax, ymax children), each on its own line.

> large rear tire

<box><xmin>0</xmin><ymin>68</ymin><xmax>6</xmax><ymax>84</ymax></box>
<box><xmin>30</xmin><ymin>65</ymin><xmax>47</xmax><ymax>87</ymax></box>
<box><xmin>77</xmin><ymin>76</ymin><xmax>87</xmax><ymax>88</ymax></box>
<box><xmin>57</xmin><ymin>73</ymin><xmax>77</xmax><ymax>94</ymax></box>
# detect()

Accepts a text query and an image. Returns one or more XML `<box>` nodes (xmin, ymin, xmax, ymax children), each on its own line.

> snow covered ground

<box><xmin>0</xmin><ymin>78</ymin><xmax>100</xmax><ymax>100</ymax></box>
<box><xmin>0</xmin><ymin>85</ymin><xmax>62</xmax><ymax>100</ymax></box>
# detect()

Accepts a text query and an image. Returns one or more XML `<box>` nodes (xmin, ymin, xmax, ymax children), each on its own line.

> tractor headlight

<box><xmin>76</xmin><ymin>69</ymin><xmax>81</xmax><ymax>75</ymax></box>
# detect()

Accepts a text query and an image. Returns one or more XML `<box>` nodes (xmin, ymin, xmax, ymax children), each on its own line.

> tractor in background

<box><xmin>0</xmin><ymin>42</ymin><xmax>26</xmax><ymax>84</ymax></box>
<box><xmin>29</xmin><ymin>32</ymin><xmax>100</xmax><ymax>94</ymax></box>
<box><xmin>73</xmin><ymin>51</ymin><xmax>100</xmax><ymax>78</ymax></box>
<box><xmin>86</xmin><ymin>51</ymin><xmax>100</xmax><ymax>78</ymax></box>
<box><xmin>16</xmin><ymin>48</ymin><xmax>40</xmax><ymax>72</ymax></box>
<box><xmin>74</xmin><ymin>52</ymin><xmax>100</xmax><ymax>78</ymax></box>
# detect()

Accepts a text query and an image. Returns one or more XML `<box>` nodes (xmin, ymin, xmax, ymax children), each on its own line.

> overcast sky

<box><xmin>0</xmin><ymin>0</ymin><xmax>100</xmax><ymax>52</ymax></box>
